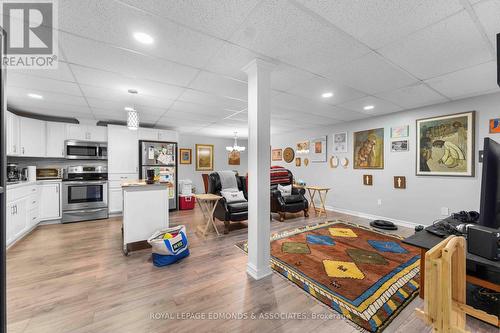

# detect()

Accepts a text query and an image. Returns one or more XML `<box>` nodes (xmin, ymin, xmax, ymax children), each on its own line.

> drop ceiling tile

<box><xmin>271</xmin><ymin>64</ymin><xmax>317</xmax><ymax>92</ymax></box>
<box><xmin>178</xmin><ymin>89</ymin><xmax>247</xmax><ymax>110</ymax></box>
<box><xmin>59</xmin><ymin>0</ymin><xmax>222</xmax><ymax>68</ymax></box>
<box><xmin>189</xmin><ymin>71</ymin><xmax>247</xmax><ymax>100</ymax></box>
<box><xmin>225</xmin><ymin>111</ymin><xmax>247</xmax><ymax>122</ymax></box>
<box><xmin>61</xmin><ymin>33</ymin><xmax>199</xmax><ymax>87</ymax></box>
<box><xmin>378</xmin><ymin>11</ymin><xmax>493</xmax><ymax>79</ymax></box>
<box><xmin>7</xmin><ymin>73</ymin><xmax>82</xmax><ymax>96</ymax></box>
<box><xmin>70</xmin><ymin>65</ymin><xmax>185</xmax><ymax>101</ymax></box>
<box><xmin>156</xmin><ymin>115</ymin><xmax>212</xmax><ymax>128</ymax></box>
<box><xmin>375</xmin><ymin>84</ymin><xmax>448</xmax><ymax>109</ymax></box>
<box><xmin>200</xmin><ymin>124</ymin><xmax>248</xmax><ymax>138</ymax></box>
<box><xmin>339</xmin><ymin>96</ymin><xmax>402</xmax><ymax>116</ymax></box>
<box><xmin>294</xmin><ymin>0</ymin><xmax>464</xmax><ymax>49</ymax></box>
<box><xmin>87</xmin><ymin>98</ymin><xmax>168</xmax><ymax>116</ymax></box>
<box><xmin>119</xmin><ymin>0</ymin><xmax>260</xmax><ymax>40</ymax></box>
<box><xmin>204</xmin><ymin>42</ymin><xmax>264</xmax><ymax>81</ymax></box>
<box><xmin>230</xmin><ymin>0</ymin><xmax>370</xmax><ymax>75</ymax></box>
<box><xmin>325</xmin><ymin>52</ymin><xmax>418</xmax><ymax>94</ymax></box>
<box><xmin>425</xmin><ymin>61</ymin><xmax>498</xmax><ymax>99</ymax></box>
<box><xmin>6</xmin><ymin>86</ymin><xmax>88</xmax><ymax>107</ymax></box>
<box><xmin>286</xmin><ymin>76</ymin><xmax>366</xmax><ymax>105</ymax></box>
<box><xmin>168</xmin><ymin>100</ymin><xmax>236</xmax><ymax>118</ymax></box>
<box><xmin>473</xmin><ymin>0</ymin><xmax>500</xmax><ymax>45</ymax></box>
<box><xmin>14</xmin><ymin>62</ymin><xmax>75</xmax><ymax>82</ymax></box>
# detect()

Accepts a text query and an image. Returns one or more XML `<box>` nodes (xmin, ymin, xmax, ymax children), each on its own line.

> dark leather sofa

<box><xmin>208</xmin><ymin>172</ymin><xmax>248</xmax><ymax>234</ymax></box>
<box><xmin>270</xmin><ymin>168</ymin><xmax>309</xmax><ymax>221</ymax></box>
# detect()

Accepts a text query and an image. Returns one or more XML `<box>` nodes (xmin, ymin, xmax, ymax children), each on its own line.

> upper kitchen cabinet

<box><xmin>108</xmin><ymin>125</ymin><xmax>138</xmax><ymax>174</ymax></box>
<box><xmin>6</xmin><ymin>111</ymin><xmax>20</xmax><ymax>156</ymax></box>
<box><xmin>46</xmin><ymin>122</ymin><xmax>67</xmax><ymax>158</ymax></box>
<box><xmin>157</xmin><ymin>129</ymin><xmax>178</xmax><ymax>142</ymax></box>
<box><xmin>67</xmin><ymin>124</ymin><xmax>107</xmax><ymax>142</ymax></box>
<box><xmin>138</xmin><ymin>128</ymin><xmax>178</xmax><ymax>142</ymax></box>
<box><xmin>19</xmin><ymin>117</ymin><xmax>46</xmax><ymax>157</ymax></box>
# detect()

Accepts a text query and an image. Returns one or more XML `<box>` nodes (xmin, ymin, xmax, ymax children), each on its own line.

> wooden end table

<box><xmin>194</xmin><ymin>194</ymin><xmax>222</xmax><ymax>237</ymax></box>
<box><xmin>304</xmin><ymin>186</ymin><xmax>331</xmax><ymax>218</ymax></box>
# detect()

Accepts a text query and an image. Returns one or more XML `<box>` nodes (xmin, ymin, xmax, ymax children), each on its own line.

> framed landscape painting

<box><xmin>416</xmin><ymin>111</ymin><xmax>475</xmax><ymax>177</ymax></box>
<box><xmin>196</xmin><ymin>144</ymin><xmax>214</xmax><ymax>171</ymax></box>
<box><xmin>353</xmin><ymin>128</ymin><xmax>384</xmax><ymax>169</ymax></box>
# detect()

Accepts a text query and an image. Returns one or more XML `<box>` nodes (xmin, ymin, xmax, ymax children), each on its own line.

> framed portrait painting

<box><xmin>179</xmin><ymin>148</ymin><xmax>192</xmax><ymax>164</ymax></box>
<box><xmin>353</xmin><ymin>128</ymin><xmax>384</xmax><ymax>169</ymax></box>
<box><xmin>228</xmin><ymin>150</ymin><xmax>240</xmax><ymax>165</ymax></box>
<box><xmin>416</xmin><ymin>111</ymin><xmax>475</xmax><ymax>177</ymax></box>
<box><xmin>310</xmin><ymin>136</ymin><xmax>327</xmax><ymax>162</ymax></box>
<box><xmin>195</xmin><ymin>144</ymin><xmax>214</xmax><ymax>171</ymax></box>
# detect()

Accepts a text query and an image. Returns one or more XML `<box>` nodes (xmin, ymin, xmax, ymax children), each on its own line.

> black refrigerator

<box><xmin>138</xmin><ymin>140</ymin><xmax>178</xmax><ymax>210</ymax></box>
<box><xmin>0</xmin><ymin>27</ymin><xmax>7</xmax><ymax>333</ymax></box>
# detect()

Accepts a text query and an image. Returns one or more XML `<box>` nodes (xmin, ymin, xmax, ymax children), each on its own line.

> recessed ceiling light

<box><xmin>321</xmin><ymin>92</ymin><xmax>333</xmax><ymax>98</ymax></box>
<box><xmin>27</xmin><ymin>93</ymin><xmax>43</xmax><ymax>99</ymax></box>
<box><xmin>133</xmin><ymin>32</ymin><xmax>154</xmax><ymax>45</ymax></box>
<box><xmin>124</xmin><ymin>106</ymin><xmax>135</xmax><ymax>111</ymax></box>
<box><xmin>363</xmin><ymin>105</ymin><xmax>374</xmax><ymax>111</ymax></box>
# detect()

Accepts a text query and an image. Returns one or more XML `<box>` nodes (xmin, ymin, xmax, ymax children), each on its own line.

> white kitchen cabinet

<box><xmin>9</xmin><ymin>198</ymin><xmax>27</xmax><ymax>243</ymax></box>
<box><xmin>108</xmin><ymin>125</ymin><xmax>138</xmax><ymax>174</ymax></box>
<box><xmin>38</xmin><ymin>182</ymin><xmax>61</xmax><ymax>221</ymax></box>
<box><xmin>109</xmin><ymin>187</ymin><xmax>123</xmax><ymax>214</ymax></box>
<box><xmin>138</xmin><ymin>128</ymin><xmax>158</xmax><ymax>141</ymax></box>
<box><xmin>67</xmin><ymin>124</ymin><xmax>107</xmax><ymax>142</ymax></box>
<box><xmin>6</xmin><ymin>111</ymin><xmax>20</xmax><ymax>156</ymax></box>
<box><xmin>46</xmin><ymin>122</ymin><xmax>67</xmax><ymax>158</ymax></box>
<box><xmin>19</xmin><ymin>117</ymin><xmax>46</xmax><ymax>157</ymax></box>
<box><xmin>157</xmin><ymin>129</ymin><xmax>178</xmax><ymax>142</ymax></box>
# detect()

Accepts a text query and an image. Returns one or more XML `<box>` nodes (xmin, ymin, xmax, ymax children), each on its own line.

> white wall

<box><xmin>271</xmin><ymin>92</ymin><xmax>500</xmax><ymax>226</ymax></box>
<box><xmin>178</xmin><ymin>134</ymin><xmax>248</xmax><ymax>194</ymax></box>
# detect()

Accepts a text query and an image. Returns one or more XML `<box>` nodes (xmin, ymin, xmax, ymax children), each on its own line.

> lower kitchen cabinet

<box><xmin>109</xmin><ymin>187</ymin><xmax>123</xmax><ymax>214</ymax></box>
<box><xmin>38</xmin><ymin>182</ymin><xmax>61</xmax><ymax>221</ymax></box>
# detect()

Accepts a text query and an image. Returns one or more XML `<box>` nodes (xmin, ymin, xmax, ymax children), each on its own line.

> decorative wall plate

<box><xmin>304</xmin><ymin>158</ymin><xmax>309</xmax><ymax>166</ymax></box>
<box><xmin>330</xmin><ymin>156</ymin><xmax>339</xmax><ymax>168</ymax></box>
<box><xmin>341</xmin><ymin>157</ymin><xmax>349</xmax><ymax>168</ymax></box>
<box><xmin>283</xmin><ymin>147</ymin><xmax>295</xmax><ymax>163</ymax></box>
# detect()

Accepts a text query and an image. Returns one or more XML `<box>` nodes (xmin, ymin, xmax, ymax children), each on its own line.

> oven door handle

<box><xmin>63</xmin><ymin>181</ymin><xmax>108</xmax><ymax>185</ymax></box>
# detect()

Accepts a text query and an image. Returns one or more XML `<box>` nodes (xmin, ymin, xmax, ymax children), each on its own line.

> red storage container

<box><xmin>179</xmin><ymin>195</ymin><xmax>195</xmax><ymax>210</ymax></box>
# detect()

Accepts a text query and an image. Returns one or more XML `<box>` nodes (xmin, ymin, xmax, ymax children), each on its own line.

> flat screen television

<box><xmin>479</xmin><ymin>137</ymin><xmax>500</xmax><ymax>229</ymax></box>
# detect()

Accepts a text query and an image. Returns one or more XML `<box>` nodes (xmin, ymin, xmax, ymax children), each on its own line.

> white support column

<box><xmin>242</xmin><ymin>58</ymin><xmax>275</xmax><ymax>280</ymax></box>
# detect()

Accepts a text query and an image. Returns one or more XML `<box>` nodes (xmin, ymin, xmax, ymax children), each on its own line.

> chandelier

<box><xmin>226</xmin><ymin>132</ymin><xmax>246</xmax><ymax>152</ymax></box>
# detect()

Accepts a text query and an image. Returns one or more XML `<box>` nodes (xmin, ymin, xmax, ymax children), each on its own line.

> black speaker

<box><xmin>497</xmin><ymin>33</ymin><xmax>500</xmax><ymax>87</ymax></box>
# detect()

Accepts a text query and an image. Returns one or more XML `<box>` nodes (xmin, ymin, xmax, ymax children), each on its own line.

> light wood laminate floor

<box><xmin>6</xmin><ymin>209</ymin><xmax>497</xmax><ymax>333</ymax></box>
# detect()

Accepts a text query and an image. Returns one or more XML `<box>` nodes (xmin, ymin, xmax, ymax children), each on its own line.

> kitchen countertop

<box><xmin>7</xmin><ymin>179</ymin><xmax>62</xmax><ymax>189</ymax></box>
<box><xmin>121</xmin><ymin>179</ymin><xmax>171</xmax><ymax>188</ymax></box>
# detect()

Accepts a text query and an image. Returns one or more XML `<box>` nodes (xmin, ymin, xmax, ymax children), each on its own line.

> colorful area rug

<box><xmin>236</xmin><ymin>221</ymin><xmax>420</xmax><ymax>332</ymax></box>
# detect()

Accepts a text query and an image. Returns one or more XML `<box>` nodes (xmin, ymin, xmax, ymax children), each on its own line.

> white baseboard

<box><xmin>325</xmin><ymin>205</ymin><xmax>419</xmax><ymax>229</ymax></box>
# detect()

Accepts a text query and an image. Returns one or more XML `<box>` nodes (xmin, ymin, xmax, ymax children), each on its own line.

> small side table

<box><xmin>304</xmin><ymin>186</ymin><xmax>330</xmax><ymax>218</ymax></box>
<box><xmin>194</xmin><ymin>194</ymin><xmax>222</xmax><ymax>237</ymax></box>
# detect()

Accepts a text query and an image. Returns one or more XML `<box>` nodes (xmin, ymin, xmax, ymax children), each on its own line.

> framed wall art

<box><xmin>353</xmin><ymin>128</ymin><xmax>384</xmax><ymax>169</ymax></box>
<box><xmin>296</xmin><ymin>140</ymin><xmax>310</xmax><ymax>155</ymax></box>
<box><xmin>195</xmin><ymin>144</ymin><xmax>214</xmax><ymax>171</ymax></box>
<box><xmin>391</xmin><ymin>125</ymin><xmax>409</xmax><ymax>138</ymax></box>
<box><xmin>228</xmin><ymin>150</ymin><xmax>240</xmax><ymax>165</ymax></box>
<box><xmin>272</xmin><ymin>148</ymin><xmax>283</xmax><ymax>161</ymax></box>
<box><xmin>283</xmin><ymin>147</ymin><xmax>295</xmax><ymax>163</ymax></box>
<box><xmin>295</xmin><ymin>157</ymin><xmax>301</xmax><ymax>167</ymax></box>
<box><xmin>179</xmin><ymin>148</ymin><xmax>192</xmax><ymax>164</ymax></box>
<box><xmin>310</xmin><ymin>136</ymin><xmax>327</xmax><ymax>162</ymax></box>
<box><xmin>489</xmin><ymin>118</ymin><xmax>500</xmax><ymax>133</ymax></box>
<box><xmin>391</xmin><ymin>140</ymin><xmax>409</xmax><ymax>152</ymax></box>
<box><xmin>332</xmin><ymin>132</ymin><xmax>348</xmax><ymax>153</ymax></box>
<box><xmin>416</xmin><ymin>111</ymin><xmax>475</xmax><ymax>177</ymax></box>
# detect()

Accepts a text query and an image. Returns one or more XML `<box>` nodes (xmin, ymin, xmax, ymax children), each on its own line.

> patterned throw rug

<box><xmin>236</xmin><ymin>221</ymin><xmax>420</xmax><ymax>332</ymax></box>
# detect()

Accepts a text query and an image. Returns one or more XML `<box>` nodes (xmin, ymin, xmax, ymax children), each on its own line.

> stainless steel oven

<box><xmin>65</xmin><ymin>140</ymin><xmax>107</xmax><ymax>160</ymax></box>
<box><xmin>62</xmin><ymin>166</ymin><xmax>108</xmax><ymax>223</ymax></box>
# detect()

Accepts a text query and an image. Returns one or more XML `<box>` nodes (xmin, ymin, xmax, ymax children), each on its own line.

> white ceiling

<box><xmin>4</xmin><ymin>0</ymin><xmax>500</xmax><ymax>138</ymax></box>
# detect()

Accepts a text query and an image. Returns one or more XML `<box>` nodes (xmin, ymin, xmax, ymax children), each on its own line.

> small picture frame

<box><xmin>391</xmin><ymin>125</ymin><xmax>409</xmax><ymax>138</ymax></box>
<box><xmin>179</xmin><ymin>148</ymin><xmax>192</xmax><ymax>164</ymax></box>
<box><xmin>195</xmin><ymin>144</ymin><xmax>214</xmax><ymax>171</ymax></box>
<box><xmin>272</xmin><ymin>149</ymin><xmax>283</xmax><ymax>161</ymax></box>
<box><xmin>295</xmin><ymin>157</ymin><xmax>301</xmax><ymax>167</ymax></box>
<box><xmin>391</xmin><ymin>140</ymin><xmax>409</xmax><ymax>152</ymax></box>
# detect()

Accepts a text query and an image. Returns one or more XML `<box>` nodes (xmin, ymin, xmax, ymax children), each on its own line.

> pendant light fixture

<box><xmin>226</xmin><ymin>131</ymin><xmax>246</xmax><ymax>152</ymax></box>
<box><xmin>127</xmin><ymin>89</ymin><xmax>139</xmax><ymax>130</ymax></box>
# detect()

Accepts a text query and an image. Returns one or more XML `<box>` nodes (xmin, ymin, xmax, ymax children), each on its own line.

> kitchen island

<box><xmin>122</xmin><ymin>180</ymin><xmax>169</xmax><ymax>255</ymax></box>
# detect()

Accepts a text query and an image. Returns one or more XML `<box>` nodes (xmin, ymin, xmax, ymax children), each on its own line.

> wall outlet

<box><xmin>441</xmin><ymin>207</ymin><xmax>449</xmax><ymax>216</ymax></box>
<box><xmin>377</xmin><ymin>199</ymin><xmax>382</xmax><ymax>206</ymax></box>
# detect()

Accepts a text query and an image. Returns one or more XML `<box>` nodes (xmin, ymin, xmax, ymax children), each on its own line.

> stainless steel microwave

<box><xmin>64</xmin><ymin>140</ymin><xmax>107</xmax><ymax>160</ymax></box>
